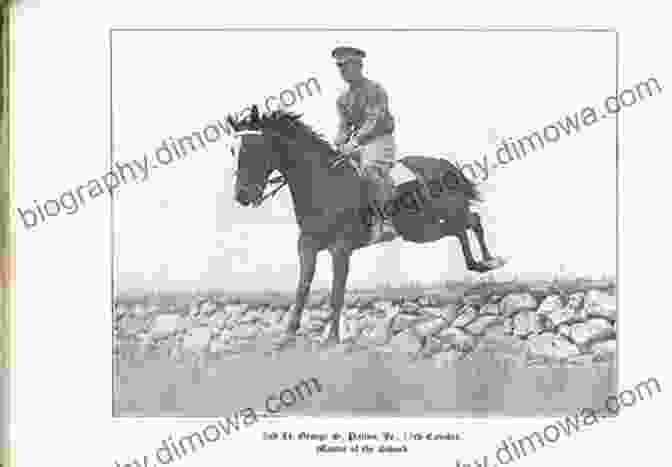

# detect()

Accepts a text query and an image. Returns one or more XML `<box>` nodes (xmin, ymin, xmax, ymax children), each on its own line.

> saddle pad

<box><xmin>389</xmin><ymin>161</ymin><xmax>418</xmax><ymax>185</ymax></box>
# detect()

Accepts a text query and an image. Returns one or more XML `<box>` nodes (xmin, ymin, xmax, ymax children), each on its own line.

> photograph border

<box><xmin>110</xmin><ymin>27</ymin><xmax>619</xmax><ymax>419</ymax></box>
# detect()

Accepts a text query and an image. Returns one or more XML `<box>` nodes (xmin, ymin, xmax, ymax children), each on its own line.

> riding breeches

<box><xmin>358</xmin><ymin>133</ymin><xmax>396</xmax><ymax>205</ymax></box>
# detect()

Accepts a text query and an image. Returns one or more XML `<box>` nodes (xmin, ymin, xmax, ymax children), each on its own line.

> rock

<box><xmin>264</xmin><ymin>307</ymin><xmax>285</xmax><ymax>324</ymax></box>
<box><xmin>182</xmin><ymin>327</ymin><xmax>212</xmax><ymax>352</ymax></box>
<box><xmin>479</xmin><ymin>303</ymin><xmax>500</xmax><ymax>315</ymax></box>
<box><xmin>556</xmin><ymin>324</ymin><xmax>572</xmax><ymax>339</ymax></box>
<box><xmin>529</xmin><ymin>284</ymin><xmax>554</xmax><ymax>296</ymax></box>
<box><xmin>567</xmin><ymin>354</ymin><xmax>595</xmax><ymax>366</ymax></box>
<box><xmin>536</xmin><ymin>314</ymin><xmax>554</xmax><ymax>332</ymax></box>
<box><xmin>499</xmin><ymin>292</ymin><xmax>537</xmax><ymax>317</ymax></box>
<box><xmin>420</xmin><ymin>336</ymin><xmax>444</xmax><ymax>357</ymax></box>
<box><xmin>437</xmin><ymin>327</ymin><xmax>477</xmax><ymax>352</ymax></box>
<box><xmin>239</xmin><ymin>309</ymin><xmax>264</xmax><ymax>324</ymax></box>
<box><xmin>461</xmin><ymin>294</ymin><xmax>486</xmax><ymax>307</ymax></box>
<box><xmin>400</xmin><ymin>301</ymin><xmax>422</xmax><ymax>315</ymax></box>
<box><xmin>115</xmin><ymin>303</ymin><xmax>130</xmax><ymax>318</ymax></box>
<box><xmin>134</xmin><ymin>331</ymin><xmax>155</xmax><ymax>354</ymax></box>
<box><xmin>389</xmin><ymin>329</ymin><xmax>423</xmax><ymax>355</ymax></box>
<box><xmin>433</xmin><ymin>349</ymin><xmax>462</xmax><ymax>368</ymax></box>
<box><xmin>188</xmin><ymin>300</ymin><xmax>203</xmax><ymax>317</ymax></box>
<box><xmin>548</xmin><ymin>307</ymin><xmax>581</xmax><ymax>326</ymax></box>
<box><xmin>150</xmin><ymin>314</ymin><xmax>187</xmax><ymax>338</ymax></box>
<box><xmin>199</xmin><ymin>300</ymin><xmax>217</xmax><ymax>316</ymax></box>
<box><xmin>280</xmin><ymin>309</ymin><xmax>295</xmax><ymax>327</ymax></box>
<box><xmin>414</xmin><ymin>317</ymin><xmax>450</xmax><ymax>337</ymax></box>
<box><xmin>451</xmin><ymin>307</ymin><xmax>479</xmax><ymax>328</ymax></box>
<box><xmin>209</xmin><ymin>311</ymin><xmax>230</xmax><ymax>329</ymax></box>
<box><xmin>209</xmin><ymin>337</ymin><xmax>238</xmax><ymax>354</ymax></box>
<box><xmin>374</xmin><ymin>300</ymin><xmax>397</xmax><ymax>316</ymax></box>
<box><xmin>299</xmin><ymin>311</ymin><xmax>313</xmax><ymax>328</ymax></box>
<box><xmin>340</xmin><ymin>317</ymin><xmax>363</xmax><ymax>342</ymax></box>
<box><xmin>570</xmin><ymin>319</ymin><xmax>615</xmax><ymax>347</ymax></box>
<box><xmin>131</xmin><ymin>303</ymin><xmax>152</xmax><ymax>317</ymax></box>
<box><xmin>484</xmin><ymin>322</ymin><xmax>512</xmax><ymax>337</ymax></box>
<box><xmin>356</xmin><ymin>299</ymin><xmax>376</xmax><ymax>313</ymax></box>
<box><xmin>302</xmin><ymin>319</ymin><xmax>325</xmax><ymax>333</ymax></box>
<box><xmin>232</xmin><ymin>324</ymin><xmax>260</xmax><ymax>339</ymax></box>
<box><xmin>216</xmin><ymin>328</ymin><xmax>234</xmax><ymax>340</ymax></box>
<box><xmin>591</xmin><ymin>339</ymin><xmax>617</xmax><ymax>360</ymax></box>
<box><xmin>537</xmin><ymin>294</ymin><xmax>563</xmax><ymax>315</ymax></box>
<box><xmin>583</xmin><ymin>290</ymin><xmax>617</xmax><ymax>320</ymax></box>
<box><xmin>264</xmin><ymin>321</ymin><xmax>289</xmax><ymax>336</ymax></box>
<box><xmin>421</xmin><ymin>306</ymin><xmax>443</xmax><ymax>317</ymax></box>
<box><xmin>392</xmin><ymin>313</ymin><xmax>423</xmax><ymax>333</ymax></box>
<box><xmin>487</xmin><ymin>294</ymin><xmax>503</xmax><ymax>304</ymax></box>
<box><xmin>224</xmin><ymin>304</ymin><xmax>249</xmax><ymax>322</ymax></box>
<box><xmin>466</xmin><ymin>315</ymin><xmax>503</xmax><ymax>335</ymax></box>
<box><xmin>343</xmin><ymin>307</ymin><xmax>361</xmax><ymax>319</ymax></box>
<box><xmin>526</xmin><ymin>333</ymin><xmax>580</xmax><ymax>360</ymax></box>
<box><xmin>566</xmin><ymin>292</ymin><xmax>585</xmax><ymax>310</ymax></box>
<box><xmin>118</xmin><ymin>315</ymin><xmax>148</xmax><ymax>336</ymax></box>
<box><xmin>343</xmin><ymin>293</ymin><xmax>359</xmax><ymax>307</ymax></box>
<box><xmin>417</xmin><ymin>295</ymin><xmax>440</xmax><ymax>307</ymax></box>
<box><xmin>513</xmin><ymin>310</ymin><xmax>541</xmax><ymax>336</ymax></box>
<box><xmin>356</xmin><ymin>313</ymin><xmax>376</xmax><ymax>331</ymax></box>
<box><xmin>359</xmin><ymin>317</ymin><xmax>394</xmax><ymax>345</ymax></box>
<box><xmin>476</xmin><ymin>334</ymin><xmax>527</xmax><ymax>358</ymax></box>
<box><xmin>308</xmin><ymin>307</ymin><xmax>333</xmax><ymax>321</ymax></box>
<box><xmin>423</xmin><ymin>304</ymin><xmax>459</xmax><ymax>322</ymax></box>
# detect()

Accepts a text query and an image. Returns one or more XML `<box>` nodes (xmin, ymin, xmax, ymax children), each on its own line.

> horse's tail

<box><xmin>445</xmin><ymin>160</ymin><xmax>483</xmax><ymax>203</ymax></box>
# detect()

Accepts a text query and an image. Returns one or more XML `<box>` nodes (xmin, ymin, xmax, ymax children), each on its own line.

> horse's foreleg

<box><xmin>327</xmin><ymin>246</ymin><xmax>351</xmax><ymax>343</ymax></box>
<box><xmin>287</xmin><ymin>237</ymin><xmax>318</xmax><ymax>336</ymax></box>
<box><xmin>468</xmin><ymin>211</ymin><xmax>495</xmax><ymax>262</ymax></box>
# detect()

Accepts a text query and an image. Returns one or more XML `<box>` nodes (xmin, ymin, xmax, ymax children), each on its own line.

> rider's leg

<box><xmin>360</xmin><ymin>136</ymin><xmax>398</xmax><ymax>243</ymax></box>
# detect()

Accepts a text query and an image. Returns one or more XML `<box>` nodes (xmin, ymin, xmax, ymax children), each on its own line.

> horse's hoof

<box><xmin>484</xmin><ymin>256</ymin><xmax>508</xmax><ymax>270</ymax></box>
<box><xmin>467</xmin><ymin>263</ymin><xmax>490</xmax><ymax>273</ymax></box>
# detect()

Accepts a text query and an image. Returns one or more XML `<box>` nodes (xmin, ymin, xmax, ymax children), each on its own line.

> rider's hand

<box><xmin>333</xmin><ymin>133</ymin><xmax>348</xmax><ymax>147</ymax></box>
<box><xmin>340</xmin><ymin>140</ymin><xmax>360</xmax><ymax>155</ymax></box>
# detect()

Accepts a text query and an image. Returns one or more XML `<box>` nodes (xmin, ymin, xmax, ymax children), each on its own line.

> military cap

<box><xmin>331</xmin><ymin>46</ymin><xmax>366</xmax><ymax>64</ymax></box>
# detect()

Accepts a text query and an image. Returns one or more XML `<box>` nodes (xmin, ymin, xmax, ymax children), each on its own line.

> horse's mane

<box><xmin>228</xmin><ymin>108</ymin><xmax>337</xmax><ymax>156</ymax></box>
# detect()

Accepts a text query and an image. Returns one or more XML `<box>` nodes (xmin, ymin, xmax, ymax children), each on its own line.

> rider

<box><xmin>332</xmin><ymin>46</ymin><xmax>397</xmax><ymax>244</ymax></box>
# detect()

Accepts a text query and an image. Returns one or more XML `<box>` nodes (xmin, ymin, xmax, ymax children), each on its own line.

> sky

<box><xmin>112</xmin><ymin>30</ymin><xmax>616</xmax><ymax>293</ymax></box>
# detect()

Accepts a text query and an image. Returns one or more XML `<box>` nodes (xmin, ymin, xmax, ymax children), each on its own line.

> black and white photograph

<box><xmin>9</xmin><ymin>4</ymin><xmax>670</xmax><ymax>467</ymax></box>
<box><xmin>111</xmin><ymin>30</ymin><xmax>621</xmax><ymax>418</ymax></box>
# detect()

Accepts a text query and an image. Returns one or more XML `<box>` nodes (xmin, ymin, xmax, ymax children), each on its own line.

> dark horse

<box><xmin>227</xmin><ymin>105</ymin><xmax>506</xmax><ymax>342</ymax></box>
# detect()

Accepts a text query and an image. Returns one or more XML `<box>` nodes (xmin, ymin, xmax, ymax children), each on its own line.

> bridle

<box><xmin>232</xmin><ymin>130</ymin><xmax>288</xmax><ymax>207</ymax></box>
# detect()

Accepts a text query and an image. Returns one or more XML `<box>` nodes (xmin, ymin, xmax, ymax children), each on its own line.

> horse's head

<box><xmin>227</xmin><ymin>104</ymin><xmax>336</xmax><ymax>207</ymax></box>
<box><xmin>227</xmin><ymin>105</ymin><xmax>286</xmax><ymax>206</ymax></box>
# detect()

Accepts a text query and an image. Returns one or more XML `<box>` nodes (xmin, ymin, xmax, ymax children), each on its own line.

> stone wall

<box><xmin>114</xmin><ymin>282</ymin><xmax>617</xmax><ymax>369</ymax></box>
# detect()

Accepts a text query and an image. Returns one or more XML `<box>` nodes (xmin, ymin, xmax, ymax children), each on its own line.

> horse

<box><xmin>226</xmin><ymin>105</ymin><xmax>506</xmax><ymax>343</ymax></box>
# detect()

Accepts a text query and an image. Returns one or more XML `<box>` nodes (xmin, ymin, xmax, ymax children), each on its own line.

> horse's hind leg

<box><xmin>467</xmin><ymin>211</ymin><xmax>495</xmax><ymax>262</ymax></box>
<box><xmin>468</xmin><ymin>211</ymin><xmax>507</xmax><ymax>269</ymax></box>
<box><xmin>457</xmin><ymin>230</ymin><xmax>489</xmax><ymax>273</ymax></box>
<box><xmin>287</xmin><ymin>236</ymin><xmax>318</xmax><ymax>336</ymax></box>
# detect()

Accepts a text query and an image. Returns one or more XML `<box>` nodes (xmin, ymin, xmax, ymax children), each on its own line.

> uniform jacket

<box><xmin>336</xmin><ymin>77</ymin><xmax>395</xmax><ymax>146</ymax></box>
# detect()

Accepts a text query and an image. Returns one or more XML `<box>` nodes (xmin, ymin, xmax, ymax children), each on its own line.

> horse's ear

<box><xmin>250</xmin><ymin>105</ymin><xmax>260</xmax><ymax>123</ymax></box>
<box><xmin>226</xmin><ymin>115</ymin><xmax>238</xmax><ymax>132</ymax></box>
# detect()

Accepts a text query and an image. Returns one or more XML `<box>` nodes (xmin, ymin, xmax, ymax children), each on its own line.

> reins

<box><xmin>254</xmin><ymin>174</ymin><xmax>287</xmax><ymax>206</ymax></box>
<box><xmin>232</xmin><ymin>122</ymin><xmax>355</xmax><ymax>207</ymax></box>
